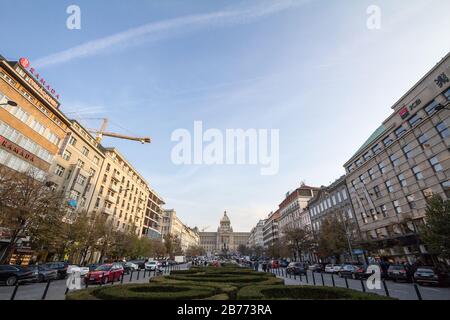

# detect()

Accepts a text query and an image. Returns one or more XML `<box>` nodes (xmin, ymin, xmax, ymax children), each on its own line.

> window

<box><xmin>88</xmin><ymin>168</ymin><xmax>96</xmax><ymax>176</ymax></box>
<box><xmin>408</xmin><ymin>114</ymin><xmax>422</xmax><ymax>127</ymax></box>
<box><xmin>372</xmin><ymin>144</ymin><xmax>382</xmax><ymax>155</ymax></box>
<box><xmin>373</xmin><ymin>186</ymin><xmax>381</xmax><ymax>198</ymax></box>
<box><xmin>62</xmin><ymin>150</ymin><xmax>71</xmax><ymax>161</ymax></box>
<box><xmin>68</xmin><ymin>136</ymin><xmax>77</xmax><ymax>146</ymax></box>
<box><xmin>368</xmin><ymin>167</ymin><xmax>375</xmax><ymax>180</ymax></box>
<box><xmin>356</xmin><ymin>158</ymin><xmax>363</xmax><ymax>166</ymax></box>
<box><xmin>402</xmin><ymin>143</ymin><xmax>414</xmax><ymax>159</ymax></box>
<box><xmin>54</xmin><ymin>165</ymin><xmax>65</xmax><ymax>177</ymax></box>
<box><xmin>380</xmin><ymin>204</ymin><xmax>388</xmax><ymax>217</ymax></box>
<box><xmin>82</xmin><ymin>147</ymin><xmax>89</xmax><ymax>157</ymax></box>
<box><xmin>442</xmin><ymin>181</ymin><xmax>450</xmax><ymax>198</ymax></box>
<box><xmin>436</xmin><ymin>122</ymin><xmax>449</xmax><ymax>139</ymax></box>
<box><xmin>347</xmin><ymin>165</ymin><xmax>354</xmax><ymax>173</ymax></box>
<box><xmin>424</xmin><ymin>100</ymin><xmax>438</xmax><ymax>115</ymax></box>
<box><xmin>363</xmin><ymin>151</ymin><xmax>372</xmax><ymax>161</ymax></box>
<box><xmin>418</xmin><ymin>133</ymin><xmax>429</xmax><ymax>146</ymax></box>
<box><xmin>77</xmin><ymin>159</ymin><xmax>85</xmax><ymax>168</ymax></box>
<box><xmin>383</xmin><ymin>136</ymin><xmax>393</xmax><ymax>147</ymax></box>
<box><xmin>389</xmin><ymin>153</ymin><xmax>400</xmax><ymax>166</ymax></box>
<box><xmin>31</xmin><ymin>119</ymin><xmax>45</xmax><ymax>135</ymax></box>
<box><xmin>11</xmin><ymin>106</ymin><xmax>30</xmax><ymax>123</ymax></box>
<box><xmin>93</xmin><ymin>156</ymin><xmax>100</xmax><ymax>165</ymax></box>
<box><xmin>412</xmin><ymin>166</ymin><xmax>423</xmax><ymax>180</ymax></box>
<box><xmin>359</xmin><ymin>174</ymin><xmax>365</xmax><ymax>184</ymax></box>
<box><xmin>393</xmin><ymin>200</ymin><xmax>402</xmax><ymax>214</ymax></box>
<box><xmin>398</xmin><ymin>174</ymin><xmax>407</xmax><ymax>187</ymax></box>
<box><xmin>429</xmin><ymin>156</ymin><xmax>443</xmax><ymax>172</ymax></box>
<box><xmin>407</xmin><ymin>195</ymin><xmax>416</xmax><ymax>210</ymax></box>
<box><xmin>395</xmin><ymin>126</ymin><xmax>406</xmax><ymax>138</ymax></box>
<box><xmin>385</xmin><ymin>180</ymin><xmax>394</xmax><ymax>193</ymax></box>
<box><xmin>106</xmin><ymin>163</ymin><xmax>111</xmax><ymax>172</ymax></box>
<box><xmin>378</xmin><ymin>161</ymin><xmax>387</xmax><ymax>174</ymax></box>
<box><xmin>76</xmin><ymin>174</ymin><xmax>87</xmax><ymax>186</ymax></box>
<box><xmin>445</xmin><ymin>88</ymin><xmax>450</xmax><ymax>100</ymax></box>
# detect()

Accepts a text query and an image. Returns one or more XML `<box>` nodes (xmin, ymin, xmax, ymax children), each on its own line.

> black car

<box><xmin>414</xmin><ymin>266</ymin><xmax>450</xmax><ymax>287</ymax></box>
<box><xmin>129</xmin><ymin>260</ymin><xmax>146</xmax><ymax>269</ymax></box>
<box><xmin>387</xmin><ymin>265</ymin><xmax>413</xmax><ymax>282</ymax></box>
<box><xmin>28</xmin><ymin>265</ymin><xmax>58</xmax><ymax>283</ymax></box>
<box><xmin>43</xmin><ymin>262</ymin><xmax>69</xmax><ymax>279</ymax></box>
<box><xmin>286</xmin><ymin>262</ymin><xmax>307</xmax><ymax>275</ymax></box>
<box><xmin>338</xmin><ymin>265</ymin><xmax>362</xmax><ymax>278</ymax></box>
<box><xmin>0</xmin><ymin>265</ymin><xmax>35</xmax><ymax>286</ymax></box>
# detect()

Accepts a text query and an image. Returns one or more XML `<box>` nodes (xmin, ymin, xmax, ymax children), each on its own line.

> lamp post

<box><xmin>0</xmin><ymin>100</ymin><xmax>18</xmax><ymax>107</ymax></box>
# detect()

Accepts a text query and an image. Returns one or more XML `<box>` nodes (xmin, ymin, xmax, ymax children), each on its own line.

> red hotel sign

<box><xmin>18</xmin><ymin>57</ymin><xmax>60</xmax><ymax>100</ymax></box>
<box><xmin>0</xmin><ymin>135</ymin><xmax>36</xmax><ymax>163</ymax></box>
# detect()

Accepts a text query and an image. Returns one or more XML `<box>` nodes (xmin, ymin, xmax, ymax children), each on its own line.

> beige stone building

<box><xmin>343</xmin><ymin>53</ymin><xmax>450</xmax><ymax>264</ymax></box>
<box><xmin>142</xmin><ymin>190</ymin><xmax>165</xmax><ymax>240</ymax></box>
<box><xmin>199</xmin><ymin>212</ymin><xmax>250</xmax><ymax>255</ymax></box>
<box><xmin>47</xmin><ymin>120</ymin><xmax>105</xmax><ymax>215</ymax></box>
<box><xmin>88</xmin><ymin>147</ymin><xmax>151</xmax><ymax>236</ymax></box>
<box><xmin>161</xmin><ymin>209</ymin><xmax>199</xmax><ymax>252</ymax></box>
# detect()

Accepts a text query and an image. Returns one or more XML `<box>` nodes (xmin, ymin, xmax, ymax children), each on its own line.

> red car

<box><xmin>84</xmin><ymin>263</ymin><xmax>124</xmax><ymax>284</ymax></box>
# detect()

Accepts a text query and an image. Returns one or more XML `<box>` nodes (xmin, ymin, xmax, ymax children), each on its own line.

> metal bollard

<box><xmin>382</xmin><ymin>280</ymin><xmax>390</xmax><ymax>297</ymax></box>
<box><xmin>65</xmin><ymin>287</ymin><xmax>69</xmax><ymax>295</ymax></box>
<box><xmin>129</xmin><ymin>270</ymin><xmax>133</xmax><ymax>282</ymax></box>
<box><xmin>121</xmin><ymin>273</ymin><xmax>124</xmax><ymax>284</ymax></box>
<box><xmin>360</xmin><ymin>279</ymin><xmax>366</xmax><ymax>292</ymax></box>
<box><xmin>312</xmin><ymin>272</ymin><xmax>316</xmax><ymax>286</ymax></box>
<box><xmin>10</xmin><ymin>283</ymin><xmax>19</xmax><ymax>300</ymax></box>
<box><xmin>331</xmin><ymin>273</ymin><xmax>335</xmax><ymax>287</ymax></box>
<box><xmin>41</xmin><ymin>280</ymin><xmax>52</xmax><ymax>300</ymax></box>
<box><xmin>99</xmin><ymin>272</ymin><xmax>104</xmax><ymax>286</ymax></box>
<box><xmin>413</xmin><ymin>284</ymin><xmax>423</xmax><ymax>300</ymax></box>
<box><xmin>137</xmin><ymin>270</ymin><xmax>140</xmax><ymax>281</ymax></box>
<box><xmin>344</xmin><ymin>276</ymin><xmax>349</xmax><ymax>289</ymax></box>
<box><xmin>294</xmin><ymin>273</ymin><xmax>297</xmax><ymax>280</ymax></box>
<box><xmin>321</xmin><ymin>273</ymin><xmax>325</xmax><ymax>286</ymax></box>
<box><xmin>143</xmin><ymin>269</ymin><xmax>146</xmax><ymax>278</ymax></box>
<box><xmin>305</xmin><ymin>272</ymin><xmax>309</xmax><ymax>284</ymax></box>
<box><xmin>300</xmin><ymin>273</ymin><xmax>303</xmax><ymax>282</ymax></box>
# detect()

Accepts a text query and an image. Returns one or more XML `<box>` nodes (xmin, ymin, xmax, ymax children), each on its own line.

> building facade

<box><xmin>199</xmin><ymin>212</ymin><xmax>250</xmax><ymax>256</ymax></box>
<box><xmin>0</xmin><ymin>56</ymin><xmax>70</xmax><ymax>264</ymax></box>
<box><xmin>278</xmin><ymin>184</ymin><xmax>319</xmax><ymax>237</ymax></box>
<box><xmin>161</xmin><ymin>209</ymin><xmax>199</xmax><ymax>252</ymax></box>
<box><xmin>262</xmin><ymin>210</ymin><xmax>280</xmax><ymax>249</ymax></box>
<box><xmin>248</xmin><ymin>219</ymin><xmax>266</xmax><ymax>248</ymax></box>
<box><xmin>142</xmin><ymin>190</ymin><xmax>165</xmax><ymax>240</ymax></box>
<box><xmin>308</xmin><ymin>175</ymin><xmax>359</xmax><ymax>262</ymax></box>
<box><xmin>47</xmin><ymin>120</ymin><xmax>105</xmax><ymax>215</ymax></box>
<box><xmin>343</xmin><ymin>53</ymin><xmax>450</xmax><ymax>264</ymax></box>
<box><xmin>180</xmin><ymin>225</ymin><xmax>200</xmax><ymax>252</ymax></box>
<box><xmin>88</xmin><ymin>147</ymin><xmax>152</xmax><ymax>236</ymax></box>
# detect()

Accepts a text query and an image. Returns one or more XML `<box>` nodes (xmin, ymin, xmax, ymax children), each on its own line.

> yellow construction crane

<box><xmin>86</xmin><ymin>118</ymin><xmax>151</xmax><ymax>144</ymax></box>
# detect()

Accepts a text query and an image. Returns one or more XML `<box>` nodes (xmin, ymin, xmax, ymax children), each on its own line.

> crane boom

<box><xmin>88</xmin><ymin>129</ymin><xmax>151</xmax><ymax>144</ymax></box>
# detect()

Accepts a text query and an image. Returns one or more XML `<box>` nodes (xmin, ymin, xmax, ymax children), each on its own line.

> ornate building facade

<box><xmin>199</xmin><ymin>212</ymin><xmax>250</xmax><ymax>255</ymax></box>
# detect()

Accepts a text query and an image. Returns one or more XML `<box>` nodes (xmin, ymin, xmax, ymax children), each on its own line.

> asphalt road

<box><xmin>0</xmin><ymin>264</ymin><xmax>189</xmax><ymax>300</ymax></box>
<box><xmin>266</xmin><ymin>267</ymin><xmax>450</xmax><ymax>300</ymax></box>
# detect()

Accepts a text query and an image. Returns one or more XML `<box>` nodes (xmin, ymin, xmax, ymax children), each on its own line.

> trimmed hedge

<box><xmin>237</xmin><ymin>285</ymin><xmax>396</xmax><ymax>300</ymax></box>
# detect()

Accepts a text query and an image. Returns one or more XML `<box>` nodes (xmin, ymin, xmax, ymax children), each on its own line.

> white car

<box><xmin>125</xmin><ymin>262</ymin><xmax>139</xmax><ymax>271</ymax></box>
<box><xmin>144</xmin><ymin>261</ymin><xmax>159</xmax><ymax>271</ymax></box>
<box><xmin>325</xmin><ymin>264</ymin><xmax>337</xmax><ymax>273</ymax></box>
<box><xmin>67</xmin><ymin>265</ymin><xmax>89</xmax><ymax>276</ymax></box>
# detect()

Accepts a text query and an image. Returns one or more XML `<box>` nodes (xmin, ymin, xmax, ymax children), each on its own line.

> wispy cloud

<box><xmin>34</xmin><ymin>0</ymin><xmax>310</xmax><ymax>68</ymax></box>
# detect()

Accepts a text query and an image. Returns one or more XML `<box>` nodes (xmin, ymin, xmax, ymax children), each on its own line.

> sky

<box><xmin>1</xmin><ymin>0</ymin><xmax>449</xmax><ymax>231</ymax></box>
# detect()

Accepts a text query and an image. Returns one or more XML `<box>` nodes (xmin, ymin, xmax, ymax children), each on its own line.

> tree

<box><xmin>316</xmin><ymin>215</ymin><xmax>351</xmax><ymax>263</ymax></box>
<box><xmin>282</xmin><ymin>226</ymin><xmax>315</xmax><ymax>261</ymax></box>
<box><xmin>420</xmin><ymin>195</ymin><xmax>450</xmax><ymax>260</ymax></box>
<box><xmin>185</xmin><ymin>245</ymin><xmax>205</xmax><ymax>257</ymax></box>
<box><xmin>0</xmin><ymin>168</ymin><xmax>67</xmax><ymax>264</ymax></box>
<box><xmin>237</xmin><ymin>244</ymin><xmax>251</xmax><ymax>256</ymax></box>
<box><xmin>163</xmin><ymin>234</ymin><xmax>183</xmax><ymax>257</ymax></box>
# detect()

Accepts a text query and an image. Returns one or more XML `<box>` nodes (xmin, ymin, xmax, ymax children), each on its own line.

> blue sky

<box><xmin>1</xmin><ymin>0</ymin><xmax>449</xmax><ymax>231</ymax></box>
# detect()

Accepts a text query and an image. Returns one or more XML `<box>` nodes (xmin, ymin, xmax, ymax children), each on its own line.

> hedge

<box><xmin>237</xmin><ymin>285</ymin><xmax>396</xmax><ymax>300</ymax></box>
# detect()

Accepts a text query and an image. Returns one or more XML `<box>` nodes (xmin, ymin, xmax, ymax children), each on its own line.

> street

<box><xmin>267</xmin><ymin>268</ymin><xmax>450</xmax><ymax>300</ymax></box>
<box><xmin>0</xmin><ymin>264</ymin><xmax>189</xmax><ymax>300</ymax></box>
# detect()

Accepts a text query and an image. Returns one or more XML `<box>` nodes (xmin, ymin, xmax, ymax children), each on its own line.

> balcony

<box><xmin>102</xmin><ymin>207</ymin><xmax>114</xmax><ymax>215</ymax></box>
<box><xmin>109</xmin><ymin>183</ymin><xmax>120</xmax><ymax>193</ymax></box>
<box><xmin>111</xmin><ymin>171</ymin><xmax>121</xmax><ymax>181</ymax></box>
<box><xmin>105</xmin><ymin>194</ymin><xmax>116</xmax><ymax>204</ymax></box>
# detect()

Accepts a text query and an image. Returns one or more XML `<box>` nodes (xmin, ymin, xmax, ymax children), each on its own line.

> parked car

<box><xmin>308</xmin><ymin>264</ymin><xmax>324</xmax><ymax>273</ymax></box>
<box><xmin>144</xmin><ymin>261</ymin><xmax>160</xmax><ymax>271</ymax></box>
<box><xmin>42</xmin><ymin>262</ymin><xmax>69</xmax><ymax>279</ymax></box>
<box><xmin>0</xmin><ymin>265</ymin><xmax>35</xmax><ymax>286</ymax></box>
<box><xmin>86</xmin><ymin>264</ymin><xmax>101</xmax><ymax>272</ymax></box>
<box><xmin>279</xmin><ymin>260</ymin><xmax>289</xmax><ymax>268</ymax></box>
<box><xmin>84</xmin><ymin>263</ymin><xmax>124</xmax><ymax>285</ymax></box>
<box><xmin>338</xmin><ymin>265</ymin><xmax>362</xmax><ymax>278</ymax></box>
<box><xmin>325</xmin><ymin>264</ymin><xmax>337</xmax><ymax>273</ymax></box>
<box><xmin>414</xmin><ymin>266</ymin><xmax>450</xmax><ymax>287</ymax></box>
<box><xmin>388</xmin><ymin>265</ymin><xmax>413</xmax><ymax>282</ymax></box>
<box><xmin>286</xmin><ymin>262</ymin><xmax>307</xmax><ymax>275</ymax></box>
<box><xmin>28</xmin><ymin>265</ymin><xmax>58</xmax><ymax>283</ymax></box>
<box><xmin>269</xmin><ymin>260</ymin><xmax>279</xmax><ymax>269</ymax></box>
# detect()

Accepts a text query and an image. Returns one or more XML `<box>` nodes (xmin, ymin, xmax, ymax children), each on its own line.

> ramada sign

<box><xmin>19</xmin><ymin>58</ymin><xmax>60</xmax><ymax>100</ymax></box>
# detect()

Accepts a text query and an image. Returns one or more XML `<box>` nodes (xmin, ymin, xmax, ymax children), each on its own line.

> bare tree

<box><xmin>282</xmin><ymin>226</ymin><xmax>316</xmax><ymax>261</ymax></box>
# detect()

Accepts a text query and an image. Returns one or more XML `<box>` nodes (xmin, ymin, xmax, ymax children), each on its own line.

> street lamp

<box><xmin>0</xmin><ymin>100</ymin><xmax>18</xmax><ymax>107</ymax></box>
